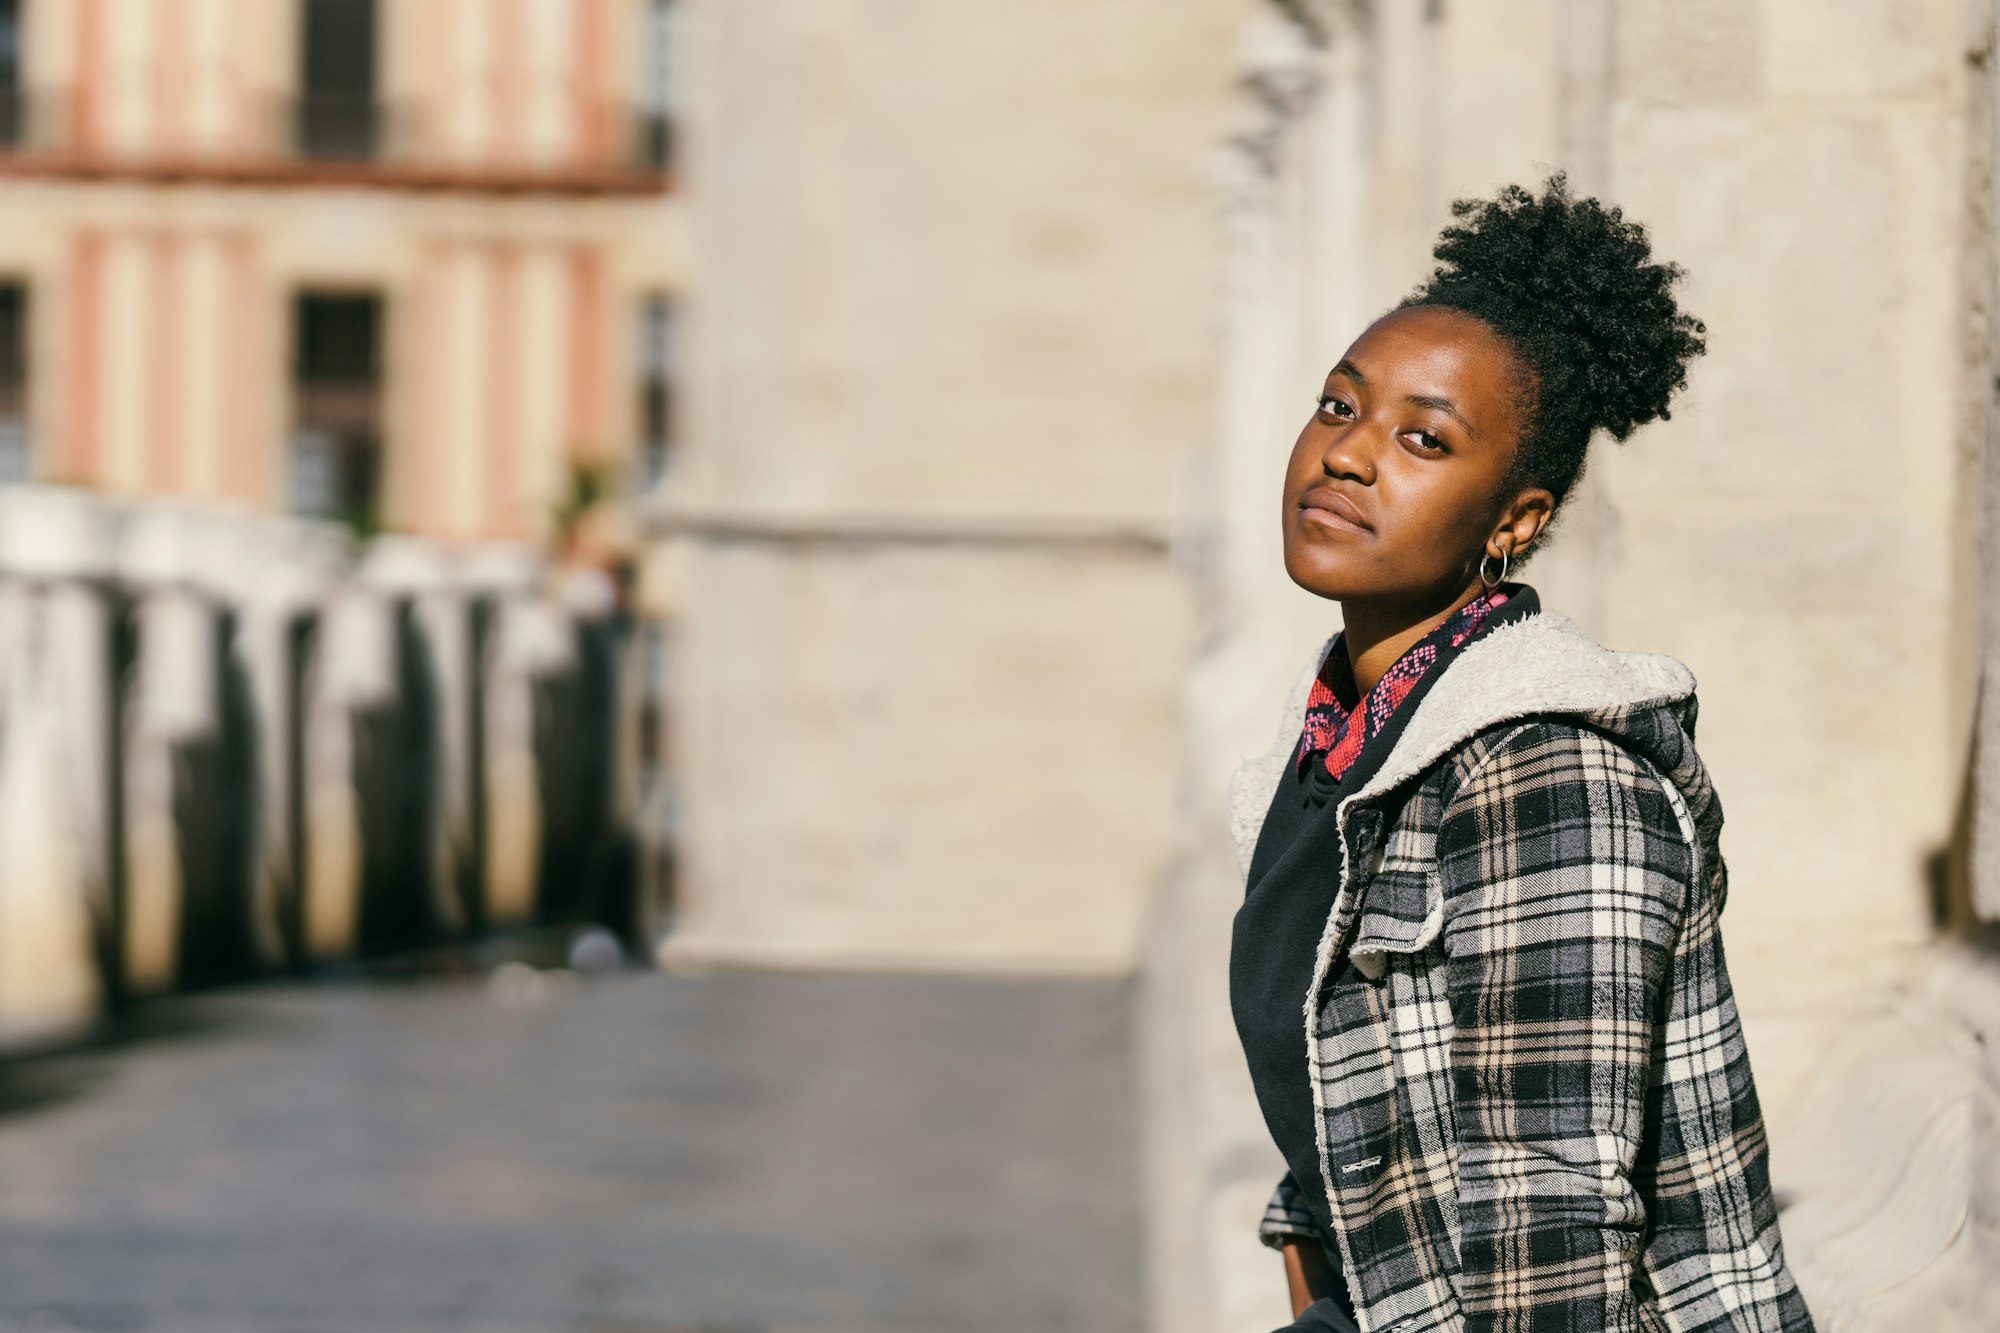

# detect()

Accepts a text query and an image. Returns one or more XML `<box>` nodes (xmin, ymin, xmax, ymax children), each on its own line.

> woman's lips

<box><xmin>1297</xmin><ymin>487</ymin><xmax>1373</xmax><ymax>534</ymax></box>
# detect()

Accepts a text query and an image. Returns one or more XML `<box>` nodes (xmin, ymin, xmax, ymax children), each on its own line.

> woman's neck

<box><xmin>1339</xmin><ymin>585</ymin><xmax>1491</xmax><ymax>697</ymax></box>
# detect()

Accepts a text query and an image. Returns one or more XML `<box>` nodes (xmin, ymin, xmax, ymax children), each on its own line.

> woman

<box><xmin>1227</xmin><ymin>173</ymin><xmax>1817</xmax><ymax>1332</ymax></box>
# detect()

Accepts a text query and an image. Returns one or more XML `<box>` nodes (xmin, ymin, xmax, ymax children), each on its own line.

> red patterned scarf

<box><xmin>1294</xmin><ymin>585</ymin><xmax>1516</xmax><ymax>782</ymax></box>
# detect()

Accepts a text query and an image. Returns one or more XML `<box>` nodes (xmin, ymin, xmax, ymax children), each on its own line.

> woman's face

<box><xmin>1282</xmin><ymin>303</ymin><xmax>1552</xmax><ymax>607</ymax></box>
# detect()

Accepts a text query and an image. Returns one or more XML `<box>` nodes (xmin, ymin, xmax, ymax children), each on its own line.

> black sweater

<box><xmin>1228</xmin><ymin>585</ymin><xmax>1542</xmax><ymax>1330</ymax></box>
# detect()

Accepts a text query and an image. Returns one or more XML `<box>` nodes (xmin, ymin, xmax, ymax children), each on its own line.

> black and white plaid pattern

<box><xmin>1242</xmin><ymin>679</ymin><xmax>1815</xmax><ymax>1331</ymax></box>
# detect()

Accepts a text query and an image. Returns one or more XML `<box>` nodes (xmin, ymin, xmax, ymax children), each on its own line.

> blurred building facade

<box><xmin>0</xmin><ymin>0</ymin><xmax>683</xmax><ymax>540</ymax></box>
<box><xmin>0</xmin><ymin>2</ymin><xmax>684</xmax><ymax>1049</ymax></box>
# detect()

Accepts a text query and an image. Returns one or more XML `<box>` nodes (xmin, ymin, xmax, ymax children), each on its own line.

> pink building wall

<box><xmin>3</xmin><ymin>0</ymin><xmax>675</xmax><ymax>540</ymax></box>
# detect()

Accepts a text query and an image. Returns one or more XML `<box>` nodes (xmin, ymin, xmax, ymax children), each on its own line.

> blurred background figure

<box><xmin>0</xmin><ymin>1</ymin><xmax>1998</xmax><ymax>1331</ymax></box>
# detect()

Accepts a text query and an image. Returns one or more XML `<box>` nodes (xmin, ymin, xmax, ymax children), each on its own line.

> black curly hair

<box><xmin>1394</xmin><ymin>169</ymin><xmax>1707</xmax><ymax>564</ymax></box>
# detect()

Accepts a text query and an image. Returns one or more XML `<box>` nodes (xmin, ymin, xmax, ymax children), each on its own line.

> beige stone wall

<box><xmin>667</xmin><ymin>0</ymin><xmax>1246</xmax><ymax>529</ymax></box>
<box><xmin>1150</xmin><ymin>1</ymin><xmax>2000</xmax><ymax>1329</ymax></box>
<box><xmin>666</xmin><ymin>539</ymin><xmax>1192</xmax><ymax>971</ymax></box>
<box><xmin>1598</xmin><ymin>0</ymin><xmax>1976</xmax><ymax>1012</ymax></box>
<box><xmin>655</xmin><ymin>0</ymin><xmax>1251</xmax><ymax>973</ymax></box>
<box><xmin>1592</xmin><ymin>4</ymin><xmax>1998</xmax><ymax>1324</ymax></box>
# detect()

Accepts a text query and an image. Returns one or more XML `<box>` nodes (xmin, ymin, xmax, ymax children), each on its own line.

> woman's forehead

<box><xmin>1335</xmin><ymin>306</ymin><xmax>1528</xmax><ymax>436</ymax></box>
<box><xmin>1341</xmin><ymin>306</ymin><xmax>1507</xmax><ymax>379</ymax></box>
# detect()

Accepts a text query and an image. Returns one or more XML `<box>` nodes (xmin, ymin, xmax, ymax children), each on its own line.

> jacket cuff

<box><xmin>1257</xmin><ymin>1171</ymin><xmax>1323</xmax><ymax>1251</ymax></box>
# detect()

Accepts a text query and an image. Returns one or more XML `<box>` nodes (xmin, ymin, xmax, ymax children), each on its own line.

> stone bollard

<box><xmin>118</xmin><ymin>502</ymin><xmax>262</xmax><ymax>993</ymax></box>
<box><xmin>463</xmin><ymin>544</ymin><xmax>567</xmax><ymax>931</ymax></box>
<box><xmin>355</xmin><ymin>537</ymin><xmax>466</xmax><ymax>944</ymax></box>
<box><xmin>303</xmin><ymin>574</ymin><xmax>395</xmax><ymax>964</ymax></box>
<box><xmin>630</xmin><ymin>543</ymin><xmax>685</xmax><ymax>960</ymax></box>
<box><xmin>228</xmin><ymin>514</ymin><xmax>352</xmax><ymax>970</ymax></box>
<box><xmin>0</xmin><ymin>487</ymin><xmax>114</xmax><ymax>1045</ymax></box>
<box><xmin>317</xmin><ymin>543</ymin><xmax>431</xmax><ymax>954</ymax></box>
<box><xmin>548</xmin><ymin>564</ymin><xmax>628</xmax><ymax>936</ymax></box>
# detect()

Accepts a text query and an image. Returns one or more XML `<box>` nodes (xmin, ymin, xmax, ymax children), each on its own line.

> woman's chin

<box><xmin>1282</xmin><ymin>551</ymin><xmax>1369</xmax><ymax>601</ymax></box>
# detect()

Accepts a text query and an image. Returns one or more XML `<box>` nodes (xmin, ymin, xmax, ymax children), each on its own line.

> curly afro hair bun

<box><xmin>1396</xmin><ymin>169</ymin><xmax>1707</xmax><ymax>553</ymax></box>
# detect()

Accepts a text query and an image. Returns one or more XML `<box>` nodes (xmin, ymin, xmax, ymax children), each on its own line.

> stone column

<box><xmin>1141</xmin><ymin>12</ymin><xmax>1334</xmax><ymax>1332</ymax></box>
<box><xmin>0</xmin><ymin>488</ymin><xmax>113</xmax><ymax>1046</ymax></box>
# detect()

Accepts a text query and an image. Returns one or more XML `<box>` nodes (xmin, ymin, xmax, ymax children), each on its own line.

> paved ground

<box><xmin>0</xmin><ymin>941</ymin><xmax>1144</xmax><ymax>1333</ymax></box>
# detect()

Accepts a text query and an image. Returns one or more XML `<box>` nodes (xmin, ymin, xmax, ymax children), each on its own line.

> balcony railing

<box><xmin>0</xmin><ymin>89</ymin><xmax>674</xmax><ymax>194</ymax></box>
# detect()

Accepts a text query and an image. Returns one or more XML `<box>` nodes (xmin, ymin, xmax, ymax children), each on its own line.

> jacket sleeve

<box><xmin>1258</xmin><ymin>1174</ymin><xmax>1364</xmax><ymax>1333</ymax></box>
<box><xmin>1435</xmin><ymin>720</ymin><xmax>1690</xmax><ymax>1333</ymax></box>
<box><xmin>1257</xmin><ymin>1169</ymin><xmax>1324</xmax><ymax>1251</ymax></box>
<box><xmin>1268</xmin><ymin>1297</ymin><xmax>1364</xmax><ymax>1333</ymax></box>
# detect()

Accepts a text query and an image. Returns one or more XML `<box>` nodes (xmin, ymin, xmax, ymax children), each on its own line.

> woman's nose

<box><xmin>1320</xmin><ymin>424</ymin><xmax>1379</xmax><ymax>484</ymax></box>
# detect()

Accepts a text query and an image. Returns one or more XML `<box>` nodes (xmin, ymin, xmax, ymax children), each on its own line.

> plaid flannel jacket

<box><xmin>1228</xmin><ymin>609</ymin><xmax>1816</xmax><ymax>1333</ymax></box>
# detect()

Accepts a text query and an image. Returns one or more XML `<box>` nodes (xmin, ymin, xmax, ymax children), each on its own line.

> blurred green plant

<box><xmin>552</xmin><ymin>454</ymin><xmax>618</xmax><ymax>548</ymax></box>
<box><xmin>337</xmin><ymin>496</ymin><xmax>383</xmax><ymax>543</ymax></box>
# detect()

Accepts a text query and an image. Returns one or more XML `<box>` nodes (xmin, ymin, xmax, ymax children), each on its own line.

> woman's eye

<box><xmin>1316</xmin><ymin>395</ymin><xmax>1354</xmax><ymax>420</ymax></box>
<box><xmin>1407</xmin><ymin>430</ymin><xmax>1446</xmax><ymax>454</ymax></box>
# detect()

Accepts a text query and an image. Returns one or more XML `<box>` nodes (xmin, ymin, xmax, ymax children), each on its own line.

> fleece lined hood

<box><xmin>1228</xmin><ymin>607</ymin><xmax>1723</xmax><ymax>905</ymax></box>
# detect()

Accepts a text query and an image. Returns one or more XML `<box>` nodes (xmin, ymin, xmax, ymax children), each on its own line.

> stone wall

<box><xmin>655</xmin><ymin>0</ymin><xmax>1251</xmax><ymax>973</ymax></box>
<box><xmin>1147</xmin><ymin>1</ymin><xmax>2000</xmax><ymax>1329</ymax></box>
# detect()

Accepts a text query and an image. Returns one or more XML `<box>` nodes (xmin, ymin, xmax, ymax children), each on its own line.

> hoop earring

<box><xmin>1478</xmin><ymin>548</ymin><xmax>1510</xmax><ymax>590</ymax></box>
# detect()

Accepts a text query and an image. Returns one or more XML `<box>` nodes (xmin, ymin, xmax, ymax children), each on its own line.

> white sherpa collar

<box><xmin>1226</xmin><ymin>608</ymin><xmax>1697</xmax><ymax>876</ymax></box>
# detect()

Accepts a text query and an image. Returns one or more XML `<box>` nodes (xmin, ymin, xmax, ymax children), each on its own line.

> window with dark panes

<box><xmin>0</xmin><ymin>284</ymin><xmax>26</xmax><ymax>485</ymax></box>
<box><xmin>639</xmin><ymin>0</ymin><xmax>676</xmax><ymax>171</ymax></box>
<box><xmin>299</xmin><ymin>0</ymin><xmax>378</xmax><ymax>160</ymax></box>
<box><xmin>637</xmin><ymin>295</ymin><xmax>675</xmax><ymax>487</ymax></box>
<box><xmin>290</xmin><ymin>293</ymin><xmax>381</xmax><ymax>527</ymax></box>
<box><xmin>0</xmin><ymin>0</ymin><xmax>22</xmax><ymax>150</ymax></box>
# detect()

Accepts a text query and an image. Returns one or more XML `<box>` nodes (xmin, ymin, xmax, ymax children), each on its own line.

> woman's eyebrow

<box><xmin>1332</xmin><ymin>360</ymin><xmax>1478</xmax><ymax>439</ymax></box>
<box><xmin>1406</xmin><ymin>393</ymin><xmax>1477</xmax><ymax>438</ymax></box>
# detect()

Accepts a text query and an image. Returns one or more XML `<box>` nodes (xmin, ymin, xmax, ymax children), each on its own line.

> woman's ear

<box><xmin>1495</xmin><ymin>486</ymin><xmax>1557</xmax><ymax>556</ymax></box>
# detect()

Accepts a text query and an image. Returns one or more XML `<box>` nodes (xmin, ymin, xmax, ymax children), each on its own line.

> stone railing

<box><xmin>0</xmin><ymin>487</ymin><xmax>648</xmax><ymax>1053</ymax></box>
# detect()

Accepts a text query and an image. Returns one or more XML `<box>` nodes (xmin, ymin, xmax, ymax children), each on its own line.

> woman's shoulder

<box><xmin>1430</xmin><ymin>711</ymin><xmax>1709</xmax><ymax>910</ymax></box>
<box><xmin>1424</xmin><ymin>704</ymin><xmax>1703</xmax><ymax>837</ymax></box>
<box><xmin>1365</xmin><ymin>608</ymin><xmax>1700</xmax><ymax>799</ymax></box>
<box><xmin>1439</xmin><ymin>711</ymin><xmax>1689</xmax><ymax>801</ymax></box>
